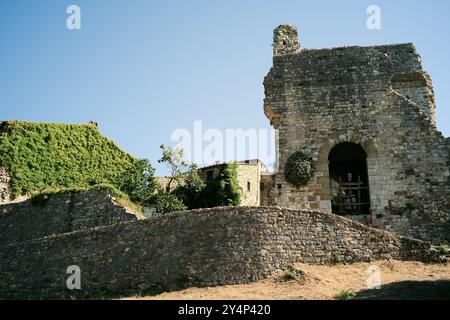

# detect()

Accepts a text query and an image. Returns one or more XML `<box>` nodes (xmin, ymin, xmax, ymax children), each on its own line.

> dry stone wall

<box><xmin>0</xmin><ymin>188</ymin><xmax>141</xmax><ymax>246</ymax></box>
<box><xmin>0</xmin><ymin>167</ymin><xmax>11</xmax><ymax>204</ymax></box>
<box><xmin>0</xmin><ymin>206</ymin><xmax>441</xmax><ymax>299</ymax></box>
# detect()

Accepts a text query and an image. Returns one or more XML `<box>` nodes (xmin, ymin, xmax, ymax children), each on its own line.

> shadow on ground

<box><xmin>354</xmin><ymin>280</ymin><xmax>450</xmax><ymax>300</ymax></box>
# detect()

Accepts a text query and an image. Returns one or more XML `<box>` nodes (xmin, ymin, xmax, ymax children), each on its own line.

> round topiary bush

<box><xmin>284</xmin><ymin>151</ymin><xmax>314</xmax><ymax>187</ymax></box>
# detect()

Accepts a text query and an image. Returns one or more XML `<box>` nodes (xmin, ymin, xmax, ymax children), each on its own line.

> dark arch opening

<box><xmin>328</xmin><ymin>143</ymin><xmax>370</xmax><ymax>216</ymax></box>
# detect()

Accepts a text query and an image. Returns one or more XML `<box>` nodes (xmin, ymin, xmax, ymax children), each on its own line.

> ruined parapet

<box><xmin>264</xmin><ymin>24</ymin><xmax>301</xmax><ymax>126</ymax></box>
<box><xmin>390</xmin><ymin>71</ymin><xmax>436</xmax><ymax>125</ymax></box>
<box><xmin>273</xmin><ymin>24</ymin><xmax>300</xmax><ymax>56</ymax></box>
<box><xmin>0</xmin><ymin>167</ymin><xmax>11</xmax><ymax>204</ymax></box>
<box><xmin>0</xmin><ymin>187</ymin><xmax>144</xmax><ymax>246</ymax></box>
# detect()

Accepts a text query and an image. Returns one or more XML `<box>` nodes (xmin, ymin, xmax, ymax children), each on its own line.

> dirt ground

<box><xmin>125</xmin><ymin>261</ymin><xmax>450</xmax><ymax>300</ymax></box>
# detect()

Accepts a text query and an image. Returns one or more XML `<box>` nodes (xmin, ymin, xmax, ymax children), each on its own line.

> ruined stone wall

<box><xmin>0</xmin><ymin>206</ymin><xmax>440</xmax><ymax>299</ymax></box>
<box><xmin>0</xmin><ymin>167</ymin><xmax>11</xmax><ymax>204</ymax></box>
<box><xmin>260</xmin><ymin>173</ymin><xmax>274</xmax><ymax>206</ymax></box>
<box><xmin>263</xmin><ymin>25</ymin><xmax>450</xmax><ymax>244</ymax></box>
<box><xmin>0</xmin><ymin>188</ymin><xmax>142</xmax><ymax>246</ymax></box>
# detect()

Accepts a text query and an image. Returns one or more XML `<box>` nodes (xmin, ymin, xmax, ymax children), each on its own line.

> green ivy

<box><xmin>0</xmin><ymin>121</ymin><xmax>137</xmax><ymax>198</ymax></box>
<box><xmin>199</xmin><ymin>162</ymin><xmax>242</xmax><ymax>207</ymax></box>
<box><xmin>284</xmin><ymin>151</ymin><xmax>314</xmax><ymax>187</ymax></box>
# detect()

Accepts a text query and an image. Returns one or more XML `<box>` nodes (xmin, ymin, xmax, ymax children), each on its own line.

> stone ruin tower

<box><xmin>264</xmin><ymin>25</ymin><xmax>450</xmax><ymax>244</ymax></box>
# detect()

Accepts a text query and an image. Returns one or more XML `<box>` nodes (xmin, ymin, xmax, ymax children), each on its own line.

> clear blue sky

<box><xmin>1</xmin><ymin>0</ymin><xmax>449</xmax><ymax>175</ymax></box>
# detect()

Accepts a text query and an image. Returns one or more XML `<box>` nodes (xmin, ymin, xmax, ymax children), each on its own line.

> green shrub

<box><xmin>284</xmin><ymin>151</ymin><xmax>314</xmax><ymax>187</ymax></box>
<box><xmin>282</xmin><ymin>270</ymin><xmax>296</xmax><ymax>281</ymax></box>
<box><xmin>334</xmin><ymin>290</ymin><xmax>355</xmax><ymax>300</ymax></box>
<box><xmin>154</xmin><ymin>192</ymin><xmax>187</xmax><ymax>215</ymax></box>
<box><xmin>330</xmin><ymin>253</ymin><xmax>345</xmax><ymax>265</ymax></box>
<box><xmin>437</xmin><ymin>244</ymin><xmax>449</xmax><ymax>254</ymax></box>
<box><xmin>173</xmin><ymin>165</ymin><xmax>206</xmax><ymax>209</ymax></box>
<box><xmin>116</xmin><ymin>158</ymin><xmax>158</xmax><ymax>207</ymax></box>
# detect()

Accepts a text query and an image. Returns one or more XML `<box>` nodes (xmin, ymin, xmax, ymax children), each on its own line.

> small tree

<box><xmin>155</xmin><ymin>144</ymin><xmax>193</xmax><ymax>214</ymax></box>
<box><xmin>158</xmin><ymin>144</ymin><xmax>191</xmax><ymax>192</ymax></box>
<box><xmin>116</xmin><ymin>158</ymin><xmax>157</xmax><ymax>207</ymax></box>
<box><xmin>174</xmin><ymin>164</ymin><xmax>206</xmax><ymax>209</ymax></box>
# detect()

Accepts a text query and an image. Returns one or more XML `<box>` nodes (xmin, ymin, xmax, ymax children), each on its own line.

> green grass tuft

<box><xmin>334</xmin><ymin>289</ymin><xmax>356</xmax><ymax>300</ymax></box>
<box><xmin>282</xmin><ymin>270</ymin><xmax>297</xmax><ymax>281</ymax></box>
<box><xmin>437</xmin><ymin>244</ymin><xmax>449</xmax><ymax>254</ymax></box>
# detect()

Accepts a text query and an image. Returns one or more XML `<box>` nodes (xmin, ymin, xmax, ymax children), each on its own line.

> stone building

<box><xmin>199</xmin><ymin>159</ymin><xmax>268</xmax><ymax>206</ymax></box>
<box><xmin>263</xmin><ymin>25</ymin><xmax>450</xmax><ymax>243</ymax></box>
<box><xmin>155</xmin><ymin>159</ymin><xmax>268</xmax><ymax>206</ymax></box>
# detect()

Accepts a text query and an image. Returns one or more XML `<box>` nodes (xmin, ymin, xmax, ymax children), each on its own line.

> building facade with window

<box><xmin>198</xmin><ymin>159</ymin><xmax>269</xmax><ymax>207</ymax></box>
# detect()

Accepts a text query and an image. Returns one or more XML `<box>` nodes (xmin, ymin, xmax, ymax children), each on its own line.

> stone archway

<box><xmin>328</xmin><ymin>142</ymin><xmax>370</xmax><ymax>216</ymax></box>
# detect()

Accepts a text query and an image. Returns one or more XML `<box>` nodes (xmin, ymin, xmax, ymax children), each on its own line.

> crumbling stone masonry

<box><xmin>0</xmin><ymin>167</ymin><xmax>11</xmax><ymax>204</ymax></box>
<box><xmin>264</xmin><ymin>25</ymin><xmax>450</xmax><ymax>244</ymax></box>
<box><xmin>0</xmin><ymin>188</ymin><xmax>143</xmax><ymax>246</ymax></box>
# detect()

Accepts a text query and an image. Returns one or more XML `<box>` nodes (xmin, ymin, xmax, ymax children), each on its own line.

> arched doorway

<box><xmin>328</xmin><ymin>143</ymin><xmax>370</xmax><ymax>216</ymax></box>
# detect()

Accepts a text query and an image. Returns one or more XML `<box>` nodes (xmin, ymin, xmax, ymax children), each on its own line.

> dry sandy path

<box><xmin>125</xmin><ymin>261</ymin><xmax>450</xmax><ymax>300</ymax></box>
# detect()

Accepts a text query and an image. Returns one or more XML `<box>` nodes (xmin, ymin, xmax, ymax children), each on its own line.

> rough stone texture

<box><xmin>260</xmin><ymin>173</ymin><xmax>274</xmax><ymax>206</ymax></box>
<box><xmin>0</xmin><ymin>188</ymin><xmax>142</xmax><ymax>246</ymax></box>
<box><xmin>263</xmin><ymin>25</ymin><xmax>450</xmax><ymax>244</ymax></box>
<box><xmin>0</xmin><ymin>167</ymin><xmax>11</xmax><ymax>204</ymax></box>
<box><xmin>273</xmin><ymin>25</ymin><xmax>300</xmax><ymax>56</ymax></box>
<box><xmin>0</xmin><ymin>206</ymin><xmax>442</xmax><ymax>299</ymax></box>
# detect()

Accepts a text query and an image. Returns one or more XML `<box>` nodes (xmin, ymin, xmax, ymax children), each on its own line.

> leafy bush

<box><xmin>330</xmin><ymin>253</ymin><xmax>345</xmax><ymax>265</ymax></box>
<box><xmin>284</xmin><ymin>151</ymin><xmax>314</xmax><ymax>187</ymax></box>
<box><xmin>334</xmin><ymin>290</ymin><xmax>355</xmax><ymax>300</ymax></box>
<box><xmin>116</xmin><ymin>158</ymin><xmax>158</xmax><ymax>207</ymax></box>
<box><xmin>154</xmin><ymin>192</ymin><xmax>187</xmax><ymax>215</ymax></box>
<box><xmin>282</xmin><ymin>270</ymin><xmax>296</xmax><ymax>281</ymax></box>
<box><xmin>173</xmin><ymin>164</ymin><xmax>206</xmax><ymax>209</ymax></box>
